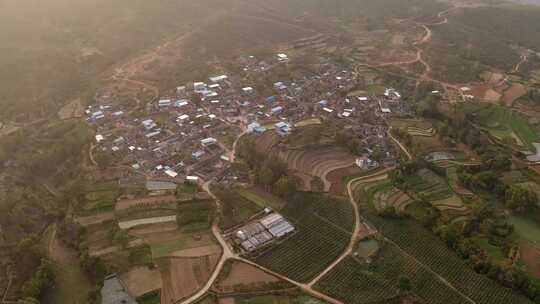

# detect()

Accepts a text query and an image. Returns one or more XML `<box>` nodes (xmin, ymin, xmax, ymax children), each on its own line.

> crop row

<box><xmin>366</xmin><ymin>216</ymin><xmax>532</xmax><ymax>304</ymax></box>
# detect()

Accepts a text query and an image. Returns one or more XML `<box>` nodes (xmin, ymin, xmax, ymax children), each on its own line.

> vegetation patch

<box><xmin>461</xmin><ymin>103</ymin><xmax>539</xmax><ymax>152</ymax></box>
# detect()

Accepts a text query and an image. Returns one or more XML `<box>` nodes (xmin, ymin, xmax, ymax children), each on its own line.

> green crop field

<box><xmin>316</xmin><ymin>242</ymin><xmax>468</xmax><ymax>304</ymax></box>
<box><xmin>363</xmin><ymin>216</ymin><xmax>532</xmax><ymax>304</ymax></box>
<box><xmin>151</xmin><ymin>239</ymin><xmax>185</xmax><ymax>258</ymax></box>
<box><xmin>177</xmin><ymin>199</ymin><xmax>213</xmax><ymax>232</ymax></box>
<box><xmin>254</xmin><ymin>193</ymin><xmax>353</xmax><ymax>282</ymax></box>
<box><xmin>461</xmin><ymin>103</ymin><xmax>539</xmax><ymax>151</ymax></box>
<box><xmin>508</xmin><ymin>216</ymin><xmax>540</xmax><ymax>247</ymax></box>
<box><xmin>213</xmin><ymin>186</ymin><xmax>263</xmax><ymax>230</ymax></box>
<box><xmin>235</xmin><ymin>187</ymin><xmax>287</xmax><ymax>210</ymax></box>
<box><xmin>81</xmin><ymin>182</ymin><xmax>119</xmax><ymax>214</ymax></box>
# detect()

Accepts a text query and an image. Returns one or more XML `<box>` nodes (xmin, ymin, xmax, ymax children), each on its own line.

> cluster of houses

<box><xmin>233</xmin><ymin>209</ymin><xmax>295</xmax><ymax>253</ymax></box>
<box><xmin>88</xmin><ymin>51</ymin><xmax>402</xmax><ymax>192</ymax></box>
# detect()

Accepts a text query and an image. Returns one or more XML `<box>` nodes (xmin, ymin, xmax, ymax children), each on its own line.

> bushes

<box><xmin>21</xmin><ymin>258</ymin><xmax>55</xmax><ymax>300</ymax></box>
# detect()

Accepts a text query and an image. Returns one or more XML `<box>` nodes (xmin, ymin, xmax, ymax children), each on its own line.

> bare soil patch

<box><xmin>128</xmin><ymin>222</ymin><xmax>179</xmax><ymax>236</ymax></box>
<box><xmin>74</xmin><ymin>212</ymin><xmax>115</xmax><ymax>226</ymax></box>
<box><xmin>521</xmin><ymin>241</ymin><xmax>540</xmax><ymax>278</ymax></box>
<box><xmin>58</xmin><ymin>98</ymin><xmax>84</xmax><ymax>120</ymax></box>
<box><xmin>215</xmin><ymin>261</ymin><xmax>280</xmax><ymax>293</ymax></box>
<box><xmin>120</xmin><ymin>266</ymin><xmax>162</xmax><ymax>297</ymax></box>
<box><xmin>116</xmin><ymin>195</ymin><xmax>176</xmax><ymax>211</ymax></box>
<box><xmin>326</xmin><ymin>165</ymin><xmax>364</xmax><ymax>194</ymax></box>
<box><xmin>160</xmin><ymin>255</ymin><xmax>220</xmax><ymax>304</ymax></box>
<box><xmin>503</xmin><ymin>83</ymin><xmax>527</xmax><ymax>107</ymax></box>
<box><xmin>167</xmin><ymin>244</ymin><xmax>222</xmax><ymax>258</ymax></box>
<box><xmin>484</xmin><ymin>89</ymin><xmax>502</xmax><ymax>103</ymax></box>
<box><xmin>219</xmin><ymin>298</ymin><xmax>235</xmax><ymax>304</ymax></box>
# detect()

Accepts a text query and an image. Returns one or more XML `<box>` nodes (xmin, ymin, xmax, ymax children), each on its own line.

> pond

<box><xmin>355</xmin><ymin>238</ymin><xmax>379</xmax><ymax>258</ymax></box>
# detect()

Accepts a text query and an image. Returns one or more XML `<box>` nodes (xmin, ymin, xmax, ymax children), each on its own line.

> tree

<box><xmin>435</xmin><ymin>224</ymin><xmax>459</xmax><ymax>248</ymax></box>
<box><xmin>272</xmin><ymin>176</ymin><xmax>298</xmax><ymax>199</ymax></box>
<box><xmin>505</xmin><ymin>185</ymin><xmax>538</xmax><ymax>213</ymax></box>
<box><xmin>257</xmin><ymin>166</ymin><xmax>274</xmax><ymax>188</ymax></box>
<box><xmin>80</xmin><ymin>254</ymin><xmax>107</xmax><ymax>280</ymax></box>
<box><xmin>113</xmin><ymin>230</ymin><xmax>130</xmax><ymax>249</ymax></box>
<box><xmin>17</xmin><ymin>298</ymin><xmax>40</xmax><ymax>304</ymax></box>
<box><xmin>310</xmin><ymin>176</ymin><xmax>324</xmax><ymax>192</ymax></box>
<box><xmin>397</xmin><ymin>275</ymin><xmax>412</xmax><ymax>293</ymax></box>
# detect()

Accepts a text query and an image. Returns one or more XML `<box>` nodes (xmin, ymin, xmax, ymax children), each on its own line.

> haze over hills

<box><xmin>3</xmin><ymin>1</ymin><xmax>540</xmax><ymax>304</ymax></box>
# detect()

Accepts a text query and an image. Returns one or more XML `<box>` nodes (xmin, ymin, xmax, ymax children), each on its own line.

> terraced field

<box><xmin>371</xmin><ymin>185</ymin><xmax>413</xmax><ymax>213</ymax></box>
<box><xmin>461</xmin><ymin>103</ymin><xmax>539</xmax><ymax>152</ymax></box>
<box><xmin>407</xmin><ymin>126</ymin><xmax>436</xmax><ymax>137</ymax></box>
<box><xmin>255</xmin><ymin>132</ymin><xmax>358</xmax><ymax>191</ymax></box>
<box><xmin>253</xmin><ymin>193</ymin><xmax>353</xmax><ymax>283</ymax></box>
<box><xmin>402</xmin><ymin>169</ymin><xmax>470</xmax><ymax>221</ymax></box>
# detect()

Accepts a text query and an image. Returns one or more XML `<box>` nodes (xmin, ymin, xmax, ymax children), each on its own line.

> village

<box><xmin>85</xmin><ymin>52</ymin><xmax>408</xmax><ymax>304</ymax></box>
<box><xmin>88</xmin><ymin>53</ymin><xmax>404</xmax><ymax>188</ymax></box>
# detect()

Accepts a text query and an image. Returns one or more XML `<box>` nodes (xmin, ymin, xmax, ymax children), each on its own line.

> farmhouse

<box><xmin>158</xmin><ymin>99</ymin><xmax>171</xmax><ymax>107</ymax></box>
<box><xmin>271</xmin><ymin>106</ymin><xmax>283</xmax><ymax>115</ymax></box>
<box><xmin>277</xmin><ymin>53</ymin><xmax>289</xmax><ymax>62</ymax></box>
<box><xmin>201</xmin><ymin>137</ymin><xmax>217</xmax><ymax>147</ymax></box>
<box><xmin>242</xmin><ymin>87</ymin><xmax>254</xmax><ymax>95</ymax></box>
<box><xmin>142</xmin><ymin>119</ymin><xmax>157</xmax><ymax>130</ymax></box>
<box><xmin>274</xmin><ymin>122</ymin><xmax>292</xmax><ymax>136</ymax></box>
<box><xmin>194</xmin><ymin>82</ymin><xmax>207</xmax><ymax>92</ymax></box>
<box><xmin>210</xmin><ymin>75</ymin><xmax>228</xmax><ymax>83</ymax></box>
<box><xmin>247</xmin><ymin>122</ymin><xmax>266</xmax><ymax>134</ymax></box>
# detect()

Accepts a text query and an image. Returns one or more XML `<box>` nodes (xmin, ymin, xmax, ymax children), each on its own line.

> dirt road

<box><xmin>387</xmin><ymin>128</ymin><xmax>413</xmax><ymax>160</ymax></box>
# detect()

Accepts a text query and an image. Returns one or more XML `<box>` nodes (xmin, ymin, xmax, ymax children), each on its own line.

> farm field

<box><xmin>177</xmin><ymin>198</ymin><xmax>214</xmax><ymax>232</ymax></box>
<box><xmin>520</xmin><ymin>241</ymin><xmax>540</xmax><ymax>278</ymax></box>
<box><xmin>400</xmin><ymin>169</ymin><xmax>469</xmax><ymax>220</ymax></box>
<box><xmin>363</xmin><ymin>216</ymin><xmax>532</xmax><ymax>304</ymax></box>
<box><xmin>213</xmin><ymin>187</ymin><xmax>263</xmax><ymax>230</ymax></box>
<box><xmin>325</xmin><ymin>165</ymin><xmax>366</xmax><ymax>194</ymax></box>
<box><xmin>159</xmin><ymin>254</ymin><xmax>220</xmax><ymax>304</ymax></box>
<box><xmin>460</xmin><ymin>103</ymin><xmax>539</xmax><ymax>152</ymax></box>
<box><xmin>235</xmin><ymin>187</ymin><xmax>287</xmax><ymax>210</ymax></box>
<box><xmin>213</xmin><ymin>260</ymin><xmax>284</xmax><ymax>293</ymax></box>
<box><xmin>508</xmin><ymin>215</ymin><xmax>540</xmax><ymax>247</ymax></box>
<box><xmin>115</xmin><ymin>195</ymin><xmax>176</xmax><ymax>211</ymax></box>
<box><xmin>120</xmin><ymin>266</ymin><xmax>162</xmax><ymax>298</ymax></box>
<box><xmin>80</xmin><ymin>181</ymin><xmax>120</xmax><ymax>215</ymax></box>
<box><xmin>254</xmin><ymin>132</ymin><xmax>359</xmax><ymax>191</ymax></box>
<box><xmin>315</xmin><ymin>242</ymin><xmax>468</xmax><ymax>304</ymax></box>
<box><xmin>370</xmin><ymin>182</ymin><xmax>413</xmax><ymax>213</ymax></box>
<box><xmin>253</xmin><ymin>193</ymin><xmax>353</xmax><ymax>283</ymax></box>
